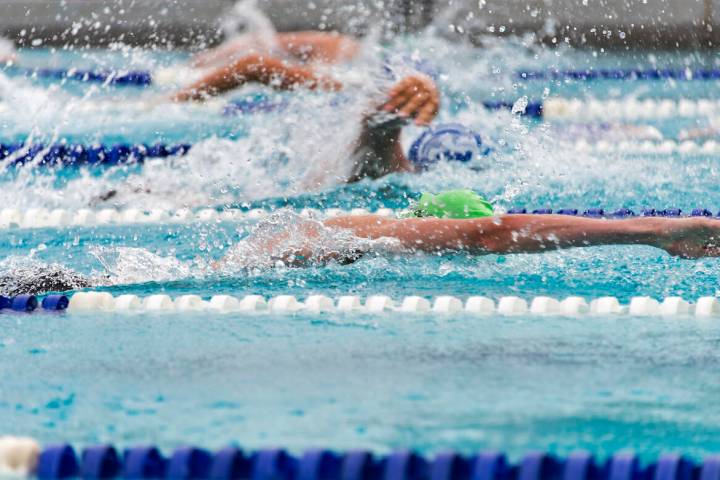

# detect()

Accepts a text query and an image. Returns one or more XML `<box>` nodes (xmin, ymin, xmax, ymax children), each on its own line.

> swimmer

<box><xmin>93</xmin><ymin>73</ymin><xmax>439</xmax><ymax>205</ymax></box>
<box><xmin>346</xmin><ymin>73</ymin><xmax>441</xmax><ymax>181</ymax></box>
<box><xmin>13</xmin><ymin>192</ymin><xmax>720</xmax><ymax>295</ymax></box>
<box><xmin>172</xmin><ymin>31</ymin><xmax>358</xmax><ymax>102</ymax></box>
<box><xmin>221</xmin><ymin>191</ymin><xmax>720</xmax><ymax>267</ymax></box>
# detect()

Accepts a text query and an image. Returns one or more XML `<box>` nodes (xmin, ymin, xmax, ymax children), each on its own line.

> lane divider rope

<box><xmin>0</xmin><ymin>142</ymin><xmax>191</xmax><ymax>166</ymax></box>
<box><xmin>9</xmin><ymin>65</ymin><xmax>720</xmax><ymax>88</ymax></box>
<box><xmin>0</xmin><ymin>436</ymin><xmax>714</xmax><ymax>479</ymax></box>
<box><xmin>515</xmin><ymin>68</ymin><xmax>720</xmax><ymax>81</ymax></box>
<box><xmin>484</xmin><ymin>98</ymin><xmax>720</xmax><ymax>119</ymax></box>
<box><xmin>570</xmin><ymin>139</ymin><xmax>719</xmax><ymax>154</ymax></box>
<box><xmin>6</xmin><ymin>292</ymin><xmax>718</xmax><ymax>317</ymax></box>
<box><xmin>1</xmin><ymin>207</ymin><xmax>719</xmax><ymax>230</ymax></box>
<box><xmin>1</xmin><ymin>92</ymin><xmax>714</xmax><ymax>121</ymax></box>
<box><xmin>539</xmin><ymin>98</ymin><xmax>720</xmax><ymax>120</ymax></box>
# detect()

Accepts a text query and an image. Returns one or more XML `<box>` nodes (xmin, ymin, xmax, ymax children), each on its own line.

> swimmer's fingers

<box><xmin>385</xmin><ymin>77</ymin><xmax>412</xmax><ymax>100</ymax></box>
<box><xmin>383</xmin><ymin>76</ymin><xmax>422</xmax><ymax>110</ymax></box>
<box><xmin>415</xmin><ymin>97</ymin><xmax>440</xmax><ymax>125</ymax></box>
<box><xmin>398</xmin><ymin>91</ymin><xmax>430</xmax><ymax>119</ymax></box>
<box><xmin>383</xmin><ymin>74</ymin><xmax>439</xmax><ymax>119</ymax></box>
<box><xmin>383</xmin><ymin>88</ymin><xmax>413</xmax><ymax>113</ymax></box>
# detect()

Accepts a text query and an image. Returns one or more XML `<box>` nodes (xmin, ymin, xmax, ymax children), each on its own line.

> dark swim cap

<box><xmin>406</xmin><ymin>190</ymin><xmax>494</xmax><ymax>219</ymax></box>
<box><xmin>408</xmin><ymin>124</ymin><xmax>489</xmax><ymax>170</ymax></box>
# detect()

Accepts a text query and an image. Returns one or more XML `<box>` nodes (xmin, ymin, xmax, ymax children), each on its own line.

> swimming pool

<box><xmin>2</xmin><ymin>30</ymin><xmax>720</xmax><ymax>471</ymax></box>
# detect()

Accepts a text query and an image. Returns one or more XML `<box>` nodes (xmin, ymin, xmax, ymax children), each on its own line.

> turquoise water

<box><xmin>1</xmin><ymin>35</ymin><xmax>720</xmax><ymax>458</ymax></box>
<box><xmin>4</xmin><ymin>310</ymin><xmax>720</xmax><ymax>462</ymax></box>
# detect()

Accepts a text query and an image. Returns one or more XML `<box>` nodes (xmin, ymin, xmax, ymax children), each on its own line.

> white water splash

<box><xmin>222</xmin><ymin>0</ymin><xmax>278</xmax><ymax>49</ymax></box>
<box><xmin>220</xmin><ymin>210</ymin><xmax>401</xmax><ymax>272</ymax></box>
<box><xmin>0</xmin><ymin>37</ymin><xmax>16</xmax><ymax>63</ymax></box>
<box><xmin>0</xmin><ymin>256</ymin><xmax>93</xmax><ymax>295</ymax></box>
<box><xmin>90</xmin><ymin>246</ymin><xmax>197</xmax><ymax>284</ymax></box>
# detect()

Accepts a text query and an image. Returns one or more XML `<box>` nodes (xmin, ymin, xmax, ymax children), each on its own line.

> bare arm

<box><xmin>173</xmin><ymin>53</ymin><xmax>341</xmax><ymax>102</ymax></box>
<box><xmin>324</xmin><ymin>214</ymin><xmax>720</xmax><ymax>258</ymax></box>
<box><xmin>347</xmin><ymin>74</ymin><xmax>439</xmax><ymax>182</ymax></box>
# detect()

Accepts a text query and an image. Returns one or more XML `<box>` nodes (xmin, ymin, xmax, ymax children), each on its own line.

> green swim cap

<box><xmin>407</xmin><ymin>189</ymin><xmax>494</xmax><ymax>219</ymax></box>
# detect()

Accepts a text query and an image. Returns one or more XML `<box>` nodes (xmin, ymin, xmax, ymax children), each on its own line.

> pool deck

<box><xmin>0</xmin><ymin>0</ymin><xmax>718</xmax><ymax>48</ymax></box>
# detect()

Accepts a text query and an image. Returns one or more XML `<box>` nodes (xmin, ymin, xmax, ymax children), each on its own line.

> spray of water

<box><xmin>0</xmin><ymin>36</ymin><xmax>16</xmax><ymax>63</ymax></box>
<box><xmin>0</xmin><ymin>12</ymin><xmax>715</xmax><ymax>247</ymax></box>
<box><xmin>221</xmin><ymin>0</ymin><xmax>278</xmax><ymax>50</ymax></box>
<box><xmin>219</xmin><ymin>210</ymin><xmax>401</xmax><ymax>273</ymax></box>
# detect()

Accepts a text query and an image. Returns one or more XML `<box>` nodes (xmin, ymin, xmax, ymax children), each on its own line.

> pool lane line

<box><xmin>484</xmin><ymin>98</ymin><xmax>720</xmax><ymax>120</ymax></box>
<box><xmin>0</xmin><ymin>436</ymin><xmax>713</xmax><ymax>479</ymax></box>
<box><xmin>9</xmin><ymin>65</ymin><xmax>720</xmax><ymax>88</ymax></box>
<box><xmin>4</xmin><ymin>291</ymin><xmax>715</xmax><ymax>316</ymax></box>
<box><xmin>2</xmin><ymin>207</ymin><xmax>720</xmax><ymax>230</ymax></box>
<box><xmin>2</xmin><ymin>93</ymin><xmax>718</xmax><ymax>121</ymax></box>
<box><xmin>222</xmin><ymin>97</ymin><xmax>720</xmax><ymax>120</ymax></box>
<box><xmin>6</xmin><ymin>291</ymin><xmax>714</xmax><ymax>316</ymax></box>
<box><xmin>570</xmin><ymin>139</ymin><xmax>719</xmax><ymax>154</ymax></box>
<box><xmin>515</xmin><ymin>68</ymin><xmax>720</xmax><ymax>81</ymax></box>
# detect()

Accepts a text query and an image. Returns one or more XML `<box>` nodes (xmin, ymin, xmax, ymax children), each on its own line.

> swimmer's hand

<box><xmin>382</xmin><ymin>74</ymin><xmax>439</xmax><ymax>126</ymax></box>
<box><xmin>655</xmin><ymin>218</ymin><xmax>720</xmax><ymax>259</ymax></box>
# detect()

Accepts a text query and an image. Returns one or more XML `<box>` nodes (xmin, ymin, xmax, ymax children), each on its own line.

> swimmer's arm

<box><xmin>346</xmin><ymin>116</ymin><xmax>412</xmax><ymax>182</ymax></box>
<box><xmin>326</xmin><ymin>215</ymin><xmax>720</xmax><ymax>258</ymax></box>
<box><xmin>173</xmin><ymin>53</ymin><xmax>341</xmax><ymax>102</ymax></box>
<box><xmin>347</xmin><ymin>74</ymin><xmax>439</xmax><ymax>182</ymax></box>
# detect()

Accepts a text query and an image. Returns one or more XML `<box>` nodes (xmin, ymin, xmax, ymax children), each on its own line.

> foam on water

<box><xmin>0</xmin><ymin>256</ymin><xmax>92</xmax><ymax>296</ymax></box>
<box><xmin>220</xmin><ymin>210</ymin><xmax>402</xmax><ymax>272</ymax></box>
<box><xmin>221</xmin><ymin>0</ymin><xmax>278</xmax><ymax>49</ymax></box>
<box><xmin>0</xmin><ymin>208</ymin><xmax>405</xmax><ymax>292</ymax></box>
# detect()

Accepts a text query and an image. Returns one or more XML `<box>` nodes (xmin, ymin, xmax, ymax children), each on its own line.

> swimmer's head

<box><xmin>405</xmin><ymin>189</ymin><xmax>494</xmax><ymax>219</ymax></box>
<box><xmin>408</xmin><ymin>124</ymin><xmax>489</xmax><ymax>170</ymax></box>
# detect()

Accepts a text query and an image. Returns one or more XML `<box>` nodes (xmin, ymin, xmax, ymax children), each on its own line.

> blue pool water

<box><xmin>1</xmin><ymin>31</ymin><xmax>720</xmax><ymax>460</ymax></box>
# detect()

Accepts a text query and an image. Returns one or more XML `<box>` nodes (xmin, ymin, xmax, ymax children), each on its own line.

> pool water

<box><xmin>1</xmin><ymin>31</ymin><xmax>720</xmax><ymax>460</ymax></box>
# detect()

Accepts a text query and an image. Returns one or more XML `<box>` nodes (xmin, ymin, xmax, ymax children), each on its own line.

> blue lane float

<box><xmin>0</xmin><ymin>143</ymin><xmax>191</xmax><ymax>166</ymax></box>
<box><xmin>482</xmin><ymin>101</ymin><xmax>544</xmax><ymax>118</ymax></box>
<box><xmin>80</xmin><ymin>445</ymin><xmax>122</xmax><ymax>479</ymax></box>
<box><xmin>37</xmin><ymin>444</ymin><xmax>79</xmax><ymax>480</ymax></box>
<box><xmin>166</xmin><ymin>447</ymin><xmax>213</xmax><ymax>479</ymax></box>
<box><xmin>515</xmin><ymin>68</ymin><xmax>720</xmax><ymax>81</ymax></box>
<box><xmin>41</xmin><ymin>295</ymin><xmax>70</xmax><ymax>311</ymax></box>
<box><xmin>34</xmin><ymin>445</ymin><xmax>720</xmax><ymax>480</ymax></box>
<box><xmin>10</xmin><ymin>294</ymin><xmax>38</xmax><ymax>312</ymax></box>
<box><xmin>0</xmin><ymin>295</ymin><xmax>67</xmax><ymax>313</ymax></box>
